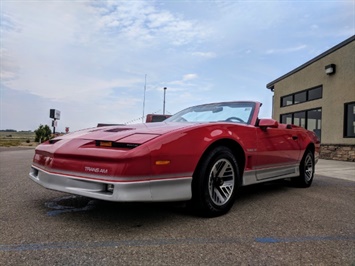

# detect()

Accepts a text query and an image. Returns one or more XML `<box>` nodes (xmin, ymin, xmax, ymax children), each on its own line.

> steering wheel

<box><xmin>225</xmin><ymin>117</ymin><xmax>245</xmax><ymax>123</ymax></box>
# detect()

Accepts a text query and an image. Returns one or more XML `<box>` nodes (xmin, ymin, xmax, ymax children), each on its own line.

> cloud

<box><xmin>0</xmin><ymin>48</ymin><xmax>19</xmax><ymax>81</ymax></box>
<box><xmin>92</xmin><ymin>1</ymin><xmax>208</xmax><ymax>46</ymax></box>
<box><xmin>310</xmin><ymin>24</ymin><xmax>319</xmax><ymax>30</ymax></box>
<box><xmin>0</xmin><ymin>1</ymin><xmax>212</xmax><ymax>102</ymax></box>
<box><xmin>165</xmin><ymin>74</ymin><xmax>199</xmax><ymax>88</ymax></box>
<box><xmin>192</xmin><ymin>52</ymin><xmax>217</xmax><ymax>58</ymax></box>
<box><xmin>265</xmin><ymin>45</ymin><xmax>307</xmax><ymax>55</ymax></box>
<box><xmin>183</xmin><ymin>74</ymin><xmax>198</xmax><ymax>81</ymax></box>
<box><xmin>0</xmin><ymin>0</ymin><xmax>353</xmax><ymax>131</ymax></box>
<box><xmin>4</xmin><ymin>74</ymin><xmax>143</xmax><ymax>103</ymax></box>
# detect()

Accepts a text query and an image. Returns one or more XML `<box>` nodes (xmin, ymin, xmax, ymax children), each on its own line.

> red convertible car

<box><xmin>29</xmin><ymin>101</ymin><xmax>320</xmax><ymax>217</ymax></box>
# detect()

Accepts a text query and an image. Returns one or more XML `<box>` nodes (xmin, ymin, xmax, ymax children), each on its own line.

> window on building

<box><xmin>307</xmin><ymin>109</ymin><xmax>322</xmax><ymax>140</ymax></box>
<box><xmin>281</xmin><ymin>95</ymin><xmax>293</xmax><ymax>107</ymax></box>
<box><xmin>281</xmin><ymin>113</ymin><xmax>292</xmax><ymax>124</ymax></box>
<box><xmin>294</xmin><ymin>91</ymin><xmax>307</xmax><ymax>104</ymax></box>
<box><xmin>281</xmin><ymin>85</ymin><xmax>322</xmax><ymax>107</ymax></box>
<box><xmin>308</xmin><ymin>86</ymin><xmax>322</xmax><ymax>101</ymax></box>
<box><xmin>344</xmin><ymin>102</ymin><xmax>355</xmax><ymax>138</ymax></box>
<box><xmin>280</xmin><ymin>108</ymin><xmax>322</xmax><ymax>140</ymax></box>
<box><xmin>294</xmin><ymin>111</ymin><xmax>306</xmax><ymax>128</ymax></box>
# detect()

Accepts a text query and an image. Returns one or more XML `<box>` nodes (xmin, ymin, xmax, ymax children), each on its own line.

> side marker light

<box><xmin>155</xmin><ymin>160</ymin><xmax>171</xmax><ymax>165</ymax></box>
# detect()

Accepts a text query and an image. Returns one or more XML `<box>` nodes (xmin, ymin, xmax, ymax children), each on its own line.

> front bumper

<box><xmin>29</xmin><ymin>166</ymin><xmax>192</xmax><ymax>202</ymax></box>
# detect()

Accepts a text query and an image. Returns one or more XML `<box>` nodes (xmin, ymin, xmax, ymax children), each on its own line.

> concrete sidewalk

<box><xmin>316</xmin><ymin>159</ymin><xmax>355</xmax><ymax>181</ymax></box>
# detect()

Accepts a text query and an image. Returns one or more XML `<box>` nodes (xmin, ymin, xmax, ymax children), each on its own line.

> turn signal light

<box><xmin>155</xmin><ymin>160</ymin><xmax>171</xmax><ymax>165</ymax></box>
<box><xmin>100</xmin><ymin>141</ymin><xmax>112</xmax><ymax>147</ymax></box>
<box><xmin>95</xmin><ymin>140</ymin><xmax>139</xmax><ymax>149</ymax></box>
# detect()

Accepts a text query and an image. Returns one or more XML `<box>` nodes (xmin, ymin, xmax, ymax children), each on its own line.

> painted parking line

<box><xmin>1</xmin><ymin>235</ymin><xmax>354</xmax><ymax>252</ymax></box>
<box><xmin>255</xmin><ymin>235</ymin><xmax>355</xmax><ymax>243</ymax></box>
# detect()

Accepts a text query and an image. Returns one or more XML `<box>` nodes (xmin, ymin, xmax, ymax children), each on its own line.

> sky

<box><xmin>1</xmin><ymin>0</ymin><xmax>354</xmax><ymax>132</ymax></box>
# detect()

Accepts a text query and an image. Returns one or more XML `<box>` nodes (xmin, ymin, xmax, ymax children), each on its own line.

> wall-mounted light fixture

<box><xmin>325</xmin><ymin>64</ymin><xmax>336</xmax><ymax>75</ymax></box>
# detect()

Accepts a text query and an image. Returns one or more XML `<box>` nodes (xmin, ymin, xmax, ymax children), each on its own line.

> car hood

<box><xmin>52</xmin><ymin>122</ymin><xmax>197</xmax><ymax>144</ymax></box>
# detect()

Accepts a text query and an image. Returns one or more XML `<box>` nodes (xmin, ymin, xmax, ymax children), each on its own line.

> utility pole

<box><xmin>163</xmin><ymin>87</ymin><xmax>167</xmax><ymax>115</ymax></box>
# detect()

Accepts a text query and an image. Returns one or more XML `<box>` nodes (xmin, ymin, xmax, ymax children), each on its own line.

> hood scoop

<box><xmin>104</xmin><ymin>127</ymin><xmax>135</xmax><ymax>133</ymax></box>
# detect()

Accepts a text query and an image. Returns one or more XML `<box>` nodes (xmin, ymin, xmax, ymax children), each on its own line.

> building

<box><xmin>266</xmin><ymin>35</ymin><xmax>355</xmax><ymax>162</ymax></box>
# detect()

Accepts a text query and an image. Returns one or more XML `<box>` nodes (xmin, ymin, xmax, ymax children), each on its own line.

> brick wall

<box><xmin>320</xmin><ymin>144</ymin><xmax>355</xmax><ymax>162</ymax></box>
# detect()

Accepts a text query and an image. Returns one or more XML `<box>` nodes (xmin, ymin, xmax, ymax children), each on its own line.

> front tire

<box><xmin>292</xmin><ymin>149</ymin><xmax>314</xmax><ymax>188</ymax></box>
<box><xmin>191</xmin><ymin>146</ymin><xmax>239</xmax><ymax>217</ymax></box>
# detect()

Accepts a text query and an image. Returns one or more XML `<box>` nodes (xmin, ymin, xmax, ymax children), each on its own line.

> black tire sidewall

<box><xmin>193</xmin><ymin>146</ymin><xmax>239</xmax><ymax>216</ymax></box>
<box><xmin>298</xmin><ymin>150</ymin><xmax>314</xmax><ymax>187</ymax></box>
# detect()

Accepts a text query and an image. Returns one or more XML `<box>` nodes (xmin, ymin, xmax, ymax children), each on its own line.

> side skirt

<box><xmin>243</xmin><ymin>164</ymin><xmax>300</xmax><ymax>186</ymax></box>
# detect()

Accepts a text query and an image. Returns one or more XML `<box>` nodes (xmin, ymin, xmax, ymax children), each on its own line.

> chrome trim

<box><xmin>243</xmin><ymin>171</ymin><xmax>257</xmax><ymax>186</ymax></box>
<box><xmin>243</xmin><ymin>164</ymin><xmax>300</xmax><ymax>186</ymax></box>
<box><xmin>256</xmin><ymin>164</ymin><xmax>299</xmax><ymax>180</ymax></box>
<box><xmin>29</xmin><ymin>166</ymin><xmax>192</xmax><ymax>202</ymax></box>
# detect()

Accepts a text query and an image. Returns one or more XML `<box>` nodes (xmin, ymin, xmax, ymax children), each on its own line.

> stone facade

<box><xmin>320</xmin><ymin>144</ymin><xmax>355</xmax><ymax>162</ymax></box>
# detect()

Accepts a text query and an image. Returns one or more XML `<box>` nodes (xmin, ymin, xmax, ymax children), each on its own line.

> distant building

<box><xmin>267</xmin><ymin>35</ymin><xmax>355</xmax><ymax>161</ymax></box>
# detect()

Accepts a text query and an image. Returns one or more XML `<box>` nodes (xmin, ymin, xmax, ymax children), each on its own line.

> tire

<box><xmin>292</xmin><ymin>149</ymin><xmax>314</xmax><ymax>188</ymax></box>
<box><xmin>191</xmin><ymin>146</ymin><xmax>239</xmax><ymax>217</ymax></box>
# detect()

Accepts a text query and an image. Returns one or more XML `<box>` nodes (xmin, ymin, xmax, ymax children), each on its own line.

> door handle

<box><xmin>292</xmin><ymin>136</ymin><xmax>298</xmax><ymax>140</ymax></box>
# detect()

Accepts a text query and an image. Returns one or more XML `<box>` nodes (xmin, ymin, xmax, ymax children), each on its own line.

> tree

<box><xmin>34</xmin><ymin>124</ymin><xmax>52</xmax><ymax>143</ymax></box>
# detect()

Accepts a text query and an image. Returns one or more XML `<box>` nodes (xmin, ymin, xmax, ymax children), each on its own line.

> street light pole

<box><xmin>163</xmin><ymin>87</ymin><xmax>167</xmax><ymax>115</ymax></box>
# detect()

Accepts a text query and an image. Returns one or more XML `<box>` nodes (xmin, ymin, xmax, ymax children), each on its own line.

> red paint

<box><xmin>32</xmin><ymin>101</ymin><xmax>320</xmax><ymax>181</ymax></box>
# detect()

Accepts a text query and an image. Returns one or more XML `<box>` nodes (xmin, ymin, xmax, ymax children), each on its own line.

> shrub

<box><xmin>34</xmin><ymin>124</ymin><xmax>52</xmax><ymax>143</ymax></box>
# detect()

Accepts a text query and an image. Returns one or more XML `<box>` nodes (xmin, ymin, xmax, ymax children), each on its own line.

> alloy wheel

<box><xmin>208</xmin><ymin>158</ymin><xmax>235</xmax><ymax>206</ymax></box>
<box><xmin>304</xmin><ymin>153</ymin><xmax>314</xmax><ymax>182</ymax></box>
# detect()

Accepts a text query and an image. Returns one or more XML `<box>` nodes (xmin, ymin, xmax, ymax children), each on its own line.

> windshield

<box><xmin>165</xmin><ymin>102</ymin><xmax>255</xmax><ymax>124</ymax></box>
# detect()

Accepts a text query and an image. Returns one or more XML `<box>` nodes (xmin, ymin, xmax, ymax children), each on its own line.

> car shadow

<box><xmin>44</xmin><ymin>194</ymin><xmax>189</xmax><ymax>226</ymax></box>
<box><xmin>43</xmin><ymin>179</ymin><xmax>294</xmax><ymax>222</ymax></box>
<box><xmin>236</xmin><ymin>179</ymin><xmax>292</xmax><ymax>201</ymax></box>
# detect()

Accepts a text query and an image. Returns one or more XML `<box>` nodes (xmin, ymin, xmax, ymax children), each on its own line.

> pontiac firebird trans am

<box><xmin>29</xmin><ymin>101</ymin><xmax>320</xmax><ymax>217</ymax></box>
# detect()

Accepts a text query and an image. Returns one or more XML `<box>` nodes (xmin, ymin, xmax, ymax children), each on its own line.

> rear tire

<box><xmin>292</xmin><ymin>149</ymin><xmax>314</xmax><ymax>188</ymax></box>
<box><xmin>191</xmin><ymin>146</ymin><xmax>239</xmax><ymax>217</ymax></box>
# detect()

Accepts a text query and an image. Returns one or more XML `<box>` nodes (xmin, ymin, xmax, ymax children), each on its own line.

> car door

<box><xmin>255</xmin><ymin>127</ymin><xmax>301</xmax><ymax>180</ymax></box>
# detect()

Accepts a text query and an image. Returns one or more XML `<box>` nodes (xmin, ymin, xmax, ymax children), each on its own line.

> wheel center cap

<box><xmin>215</xmin><ymin>177</ymin><xmax>224</xmax><ymax>186</ymax></box>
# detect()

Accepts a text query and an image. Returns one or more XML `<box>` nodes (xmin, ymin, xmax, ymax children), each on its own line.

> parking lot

<box><xmin>0</xmin><ymin>148</ymin><xmax>354</xmax><ymax>265</ymax></box>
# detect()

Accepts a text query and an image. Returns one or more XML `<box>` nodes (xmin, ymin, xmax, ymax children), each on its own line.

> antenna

<box><xmin>163</xmin><ymin>87</ymin><xmax>167</xmax><ymax>115</ymax></box>
<box><xmin>142</xmin><ymin>74</ymin><xmax>147</xmax><ymax>122</ymax></box>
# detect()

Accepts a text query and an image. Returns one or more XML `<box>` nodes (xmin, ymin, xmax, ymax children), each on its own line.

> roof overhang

<box><xmin>266</xmin><ymin>35</ymin><xmax>355</xmax><ymax>91</ymax></box>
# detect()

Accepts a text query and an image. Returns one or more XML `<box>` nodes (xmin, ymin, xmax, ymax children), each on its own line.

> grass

<box><xmin>0</xmin><ymin>131</ymin><xmax>37</xmax><ymax>147</ymax></box>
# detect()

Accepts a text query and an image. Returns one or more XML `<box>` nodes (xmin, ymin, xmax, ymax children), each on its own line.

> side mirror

<box><xmin>258</xmin><ymin>119</ymin><xmax>279</xmax><ymax>129</ymax></box>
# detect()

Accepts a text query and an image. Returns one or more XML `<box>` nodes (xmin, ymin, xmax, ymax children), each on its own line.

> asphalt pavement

<box><xmin>0</xmin><ymin>148</ymin><xmax>354</xmax><ymax>265</ymax></box>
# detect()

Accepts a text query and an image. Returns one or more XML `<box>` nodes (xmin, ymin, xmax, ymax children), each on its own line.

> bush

<box><xmin>34</xmin><ymin>124</ymin><xmax>52</xmax><ymax>143</ymax></box>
